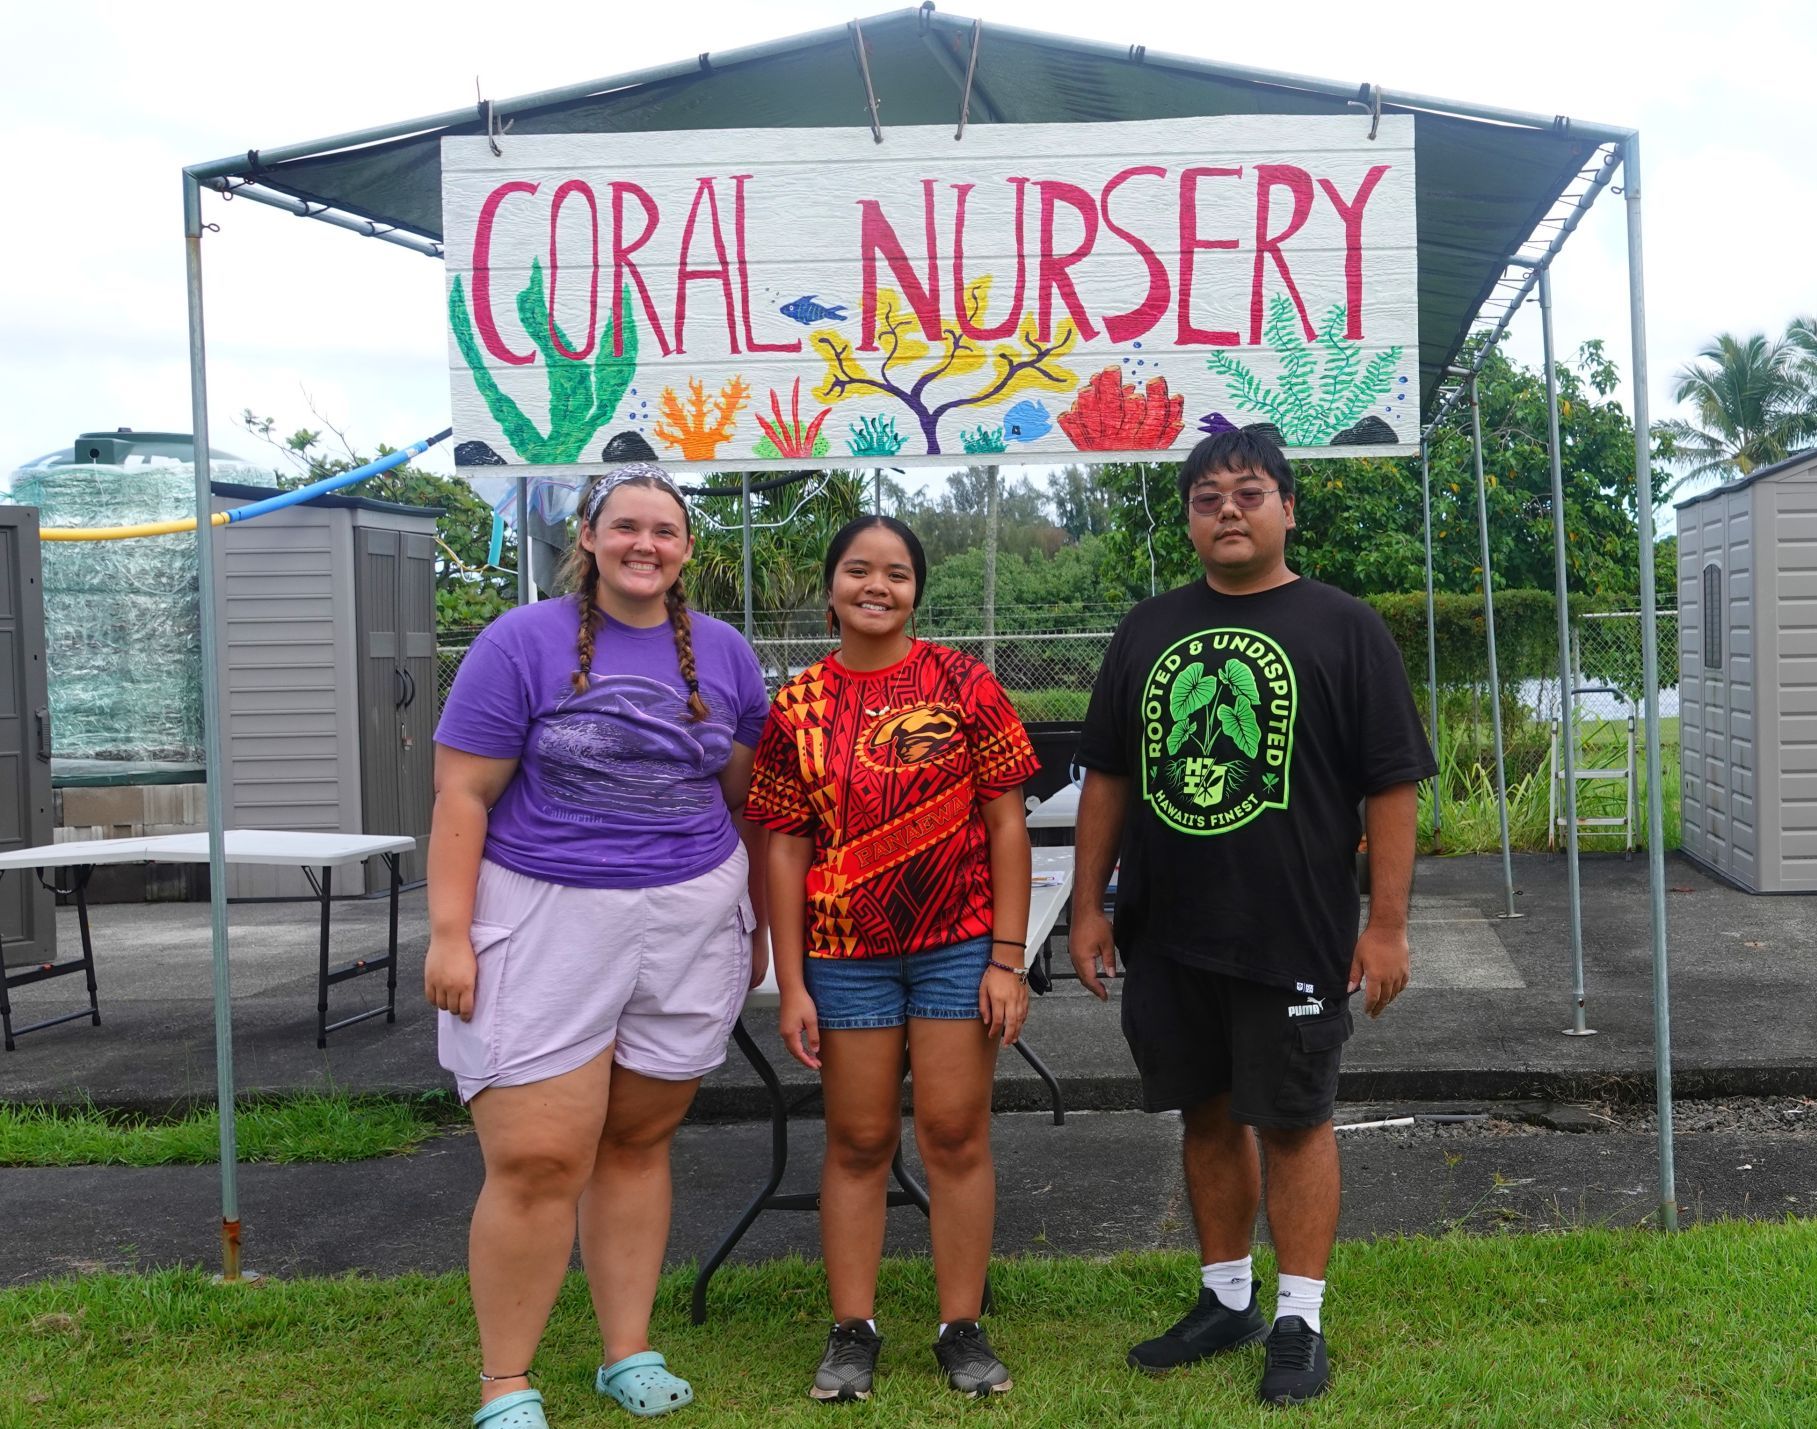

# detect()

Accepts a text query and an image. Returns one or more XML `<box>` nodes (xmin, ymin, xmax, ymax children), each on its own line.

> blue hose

<box><xmin>223</xmin><ymin>427</ymin><xmax>454</xmax><ymax>524</ymax></box>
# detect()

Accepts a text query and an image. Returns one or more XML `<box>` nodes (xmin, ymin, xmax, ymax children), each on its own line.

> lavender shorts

<box><xmin>438</xmin><ymin>848</ymin><xmax>754</xmax><ymax>1103</ymax></box>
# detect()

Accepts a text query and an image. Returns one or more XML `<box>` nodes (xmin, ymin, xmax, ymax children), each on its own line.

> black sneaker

<box><xmin>933</xmin><ymin>1320</ymin><xmax>1013</xmax><ymax>1397</ymax></box>
<box><xmin>810</xmin><ymin>1319</ymin><xmax>882</xmax><ymax>1402</ymax></box>
<box><xmin>1128</xmin><ymin>1282</ymin><xmax>1267</xmax><ymax>1372</ymax></box>
<box><xmin>1258</xmin><ymin>1315</ymin><xmax>1330</xmax><ymax>1406</ymax></box>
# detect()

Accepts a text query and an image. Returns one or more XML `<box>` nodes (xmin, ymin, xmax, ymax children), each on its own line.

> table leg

<box><xmin>385</xmin><ymin>854</ymin><xmax>400</xmax><ymax>1023</ymax></box>
<box><xmin>691</xmin><ymin>1017</ymin><xmax>791</xmax><ymax>1324</ymax></box>
<box><xmin>73</xmin><ymin>867</ymin><xmax>100</xmax><ymax>1028</ymax></box>
<box><xmin>1011</xmin><ymin>1039</ymin><xmax>1064</xmax><ymax>1125</ymax></box>
<box><xmin>2</xmin><ymin>864</ymin><xmax>106</xmax><ymax>1051</ymax></box>
<box><xmin>315</xmin><ymin>864</ymin><xmax>333</xmax><ymax>1049</ymax></box>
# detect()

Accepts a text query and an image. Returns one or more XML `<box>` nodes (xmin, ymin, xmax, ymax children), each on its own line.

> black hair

<box><xmin>822</xmin><ymin>516</ymin><xmax>928</xmax><ymax>630</ymax></box>
<box><xmin>1176</xmin><ymin>430</ymin><xmax>1295</xmax><ymax>507</ymax></box>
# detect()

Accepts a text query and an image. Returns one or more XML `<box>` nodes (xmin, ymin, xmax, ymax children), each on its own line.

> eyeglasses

<box><xmin>1188</xmin><ymin>485</ymin><xmax>1280</xmax><ymax>516</ymax></box>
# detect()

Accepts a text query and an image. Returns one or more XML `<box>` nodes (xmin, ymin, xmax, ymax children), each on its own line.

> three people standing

<box><xmin>427</xmin><ymin>432</ymin><xmax>1430</xmax><ymax>1419</ymax></box>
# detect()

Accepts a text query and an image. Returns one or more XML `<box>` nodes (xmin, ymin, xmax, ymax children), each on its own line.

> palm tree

<box><xmin>1654</xmin><ymin>325</ymin><xmax>1817</xmax><ymax>492</ymax></box>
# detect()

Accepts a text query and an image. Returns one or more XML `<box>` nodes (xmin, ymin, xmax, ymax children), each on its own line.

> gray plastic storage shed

<box><xmin>1675</xmin><ymin>448</ymin><xmax>1817</xmax><ymax>892</ymax></box>
<box><xmin>211</xmin><ymin>483</ymin><xmax>438</xmax><ymax>897</ymax></box>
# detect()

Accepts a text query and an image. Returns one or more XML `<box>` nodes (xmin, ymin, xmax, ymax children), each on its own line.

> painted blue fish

<box><xmin>779</xmin><ymin>295</ymin><xmax>848</xmax><ymax>325</ymax></box>
<box><xmin>1001</xmin><ymin>400</ymin><xmax>1053</xmax><ymax>443</ymax></box>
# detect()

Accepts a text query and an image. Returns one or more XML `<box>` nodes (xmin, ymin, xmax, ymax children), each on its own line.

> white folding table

<box><xmin>1024</xmin><ymin>782</ymin><xmax>1080</xmax><ymax>831</ymax></box>
<box><xmin>692</xmin><ymin>847</ymin><xmax>1075</xmax><ymax>1322</ymax></box>
<box><xmin>0</xmin><ymin>830</ymin><xmax>415</xmax><ymax>1051</ymax></box>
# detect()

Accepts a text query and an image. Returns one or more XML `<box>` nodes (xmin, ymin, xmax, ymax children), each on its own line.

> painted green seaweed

<box><xmin>1207</xmin><ymin>298</ymin><xmax>1403</xmax><ymax>444</ymax></box>
<box><xmin>846</xmin><ymin>414</ymin><xmax>906</xmax><ymax>457</ymax></box>
<box><xmin>449</xmin><ymin>265</ymin><xmax>638</xmax><ymax>463</ymax></box>
<box><xmin>960</xmin><ymin>423</ymin><xmax>1008</xmax><ymax>454</ymax></box>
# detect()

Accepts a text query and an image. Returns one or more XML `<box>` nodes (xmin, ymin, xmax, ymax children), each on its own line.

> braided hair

<box><xmin>558</xmin><ymin>467</ymin><xmax>708</xmax><ymax>721</ymax></box>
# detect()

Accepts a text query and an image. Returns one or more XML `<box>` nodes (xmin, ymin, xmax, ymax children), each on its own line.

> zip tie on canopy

<box><xmin>1349</xmin><ymin>83</ymin><xmax>1383</xmax><ymax>140</ymax></box>
<box><xmin>954</xmin><ymin>19</ymin><xmax>982</xmax><ymax>140</ymax></box>
<box><xmin>849</xmin><ymin>18</ymin><xmax>884</xmax><ymax>143</ymax></box>
<box><xmin>476</xmin><ymin>80</ymin><xmax>503</xmax><ymax>157</ymax></box>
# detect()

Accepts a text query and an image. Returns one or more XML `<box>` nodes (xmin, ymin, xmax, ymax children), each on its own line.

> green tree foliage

<box><xmin>238</xmin><ymin>412</ymin><xmax>515</xmax><ymax>628</ymax></box>
<box><xmin>684</xmin><ymin>471</ymin><xmax>868</xmax><ymax>625</ymax></box>
<box><xmin>920</xmin><ymin>536</ymin><xmax>1114</xmax><ymax>629</ymax></box>
<box><xmin>1095</xmin><ymin>342</ymin><xmax>1666</xmax><ymax>608</ymax></box>
<box><xmin>1653</xmin><ymin>317</ymin><xmax>1817</xmax><ymax>489</ymax></box>
<box><xmin>895</xmin><ymin>466</ymin><xmax>1063</xmax><ymax>567</ymax></box>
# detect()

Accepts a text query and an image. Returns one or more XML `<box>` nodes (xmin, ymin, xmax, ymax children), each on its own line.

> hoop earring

<box><xmin>825</xmin><ymin>606</ymin><xmax>838</xmax><ymax>636</ymax></box>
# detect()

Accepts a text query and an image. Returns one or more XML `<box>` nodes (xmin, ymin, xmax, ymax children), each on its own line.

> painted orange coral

<box><xmin>654</xmin><ymin>376</ymin><xmax>751</xmax><ymax>460</ymax></box>
<box><xmin>1057</xmin><ymin>368</ymin><xmax>1184</xmax><ymax>451</ymax></box>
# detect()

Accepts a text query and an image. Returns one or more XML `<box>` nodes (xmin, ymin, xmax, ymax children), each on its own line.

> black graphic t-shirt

<box><xmin>1078</xmin><ymin>577</ymin><xmax>1436</xmax><ymax>995</ymax></box>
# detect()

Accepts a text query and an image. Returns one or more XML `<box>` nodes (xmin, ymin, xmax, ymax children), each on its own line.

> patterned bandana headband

<box><xmin>581</xmin><ymin>463</ymin><xmax>684</xmax><ymax>527</ymax></box>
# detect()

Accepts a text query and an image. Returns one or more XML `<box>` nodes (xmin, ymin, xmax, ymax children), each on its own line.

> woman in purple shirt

<box><xmin>427</xmin><ymin>464</ymin><xmax>769</xmax><ymax>1427</ymax></box>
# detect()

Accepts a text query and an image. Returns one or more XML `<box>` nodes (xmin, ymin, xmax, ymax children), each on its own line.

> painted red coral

<box><xmin>1057</xmin><ymin>368</ymin><xmax>1185</xmax><ymax>451</ymax></box>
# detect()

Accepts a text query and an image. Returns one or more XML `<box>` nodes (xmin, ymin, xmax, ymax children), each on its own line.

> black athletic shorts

<box><xmin>1119</xmin><ymin>953</ymin><xmax>1354</xmax><ymax>1128</ymax></box>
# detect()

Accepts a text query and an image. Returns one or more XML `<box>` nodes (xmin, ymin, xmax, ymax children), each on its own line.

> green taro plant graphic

<box><xmin>1207</xmin><ymin>297</ymin><xmax>1404</xmax><ymax>445</ymax></box>
<box><xmin>449</xmin><ymin>264</ymin><xmax>639</xmax><ymax>463</ymax></box>
<box><xmin>1165</xmin><ymin>657</ymin><xmax>1262</xmax><ymax>807</ymax></box>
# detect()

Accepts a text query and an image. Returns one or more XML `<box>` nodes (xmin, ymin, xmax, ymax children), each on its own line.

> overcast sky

<box><xmin>3</xmin><ymin>0</ymin><xmax>1812</xmax><ymax>491</ymax></box>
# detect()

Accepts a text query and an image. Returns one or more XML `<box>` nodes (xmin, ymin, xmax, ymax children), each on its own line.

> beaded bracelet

<box><xmin>987</xmin><ymin>958</ymin><xmax>1029</xmax><ymax>981</ymax></box>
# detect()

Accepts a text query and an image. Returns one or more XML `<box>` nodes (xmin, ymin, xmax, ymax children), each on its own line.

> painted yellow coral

<box><xmin>654</xmin><ymin>376</ymin><xmax>751</xmax><ymax>460</ymax></box>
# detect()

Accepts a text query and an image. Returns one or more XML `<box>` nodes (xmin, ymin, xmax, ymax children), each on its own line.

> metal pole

<box><xmin>741</xmin><ymin>472</ymin><xmax>754</xmax><ymax>641</ymax></box>
<box><xmin>1469</xmin><ymin>378</ymin><xmax>1520</xmax><ymax>919</ymax></box>
<box><xmin>982</xmin><ymin>464</ymin><xmax>999</xmax><ymax>671</ymax></box>
<box><xmin>1540</xmin><ymin>266</ymin><xmax>1594</xmax><ymax>1036</ymax></box>
<box><xmin>182</xmin><ymin>172</ymin><xmax>247</xmax><ymax>1282</ymax></box>
<box><xmin>874</xmin><ymin>467</ymin><xmax>883</xmax><ymax>515</ymax></box>
<box><xmin>1420</xmin><ymin>440</ymin><xmax>1442</xmax><ymax>843</ymax></box>
<box><xmin>1623</xmin><ymin>135</ymin><xmax>1676</xmax><ymax>1230</ymax></box>
<box><xmin>515</xmin><ymin>479</ymin><xmax>530</xmax><ymax>606</ymax></box>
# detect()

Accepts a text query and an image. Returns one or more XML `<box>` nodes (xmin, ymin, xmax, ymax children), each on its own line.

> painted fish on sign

<box><xmin>780</xmin><ymin>295</ymin><xmax>848</xmax><ymax>325</ymax></box>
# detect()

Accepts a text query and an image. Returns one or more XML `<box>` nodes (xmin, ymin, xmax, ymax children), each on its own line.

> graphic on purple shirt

<box><xmin>436</xmin><ymin>599</ymin><xmax>768</xmax><ymax>889</ymax></box>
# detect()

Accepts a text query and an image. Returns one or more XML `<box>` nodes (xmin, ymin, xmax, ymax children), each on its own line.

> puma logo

<box><xmin>1287</xmin><ymin>998</ymin><xmax>1326</xmax><ymax>1018</ymax></box>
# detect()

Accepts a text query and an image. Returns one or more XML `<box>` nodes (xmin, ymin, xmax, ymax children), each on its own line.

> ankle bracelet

<box><xmin>478</xmin><ymin>1369</ymin><xmax>534</xmax><ymax>1384</ymax></box>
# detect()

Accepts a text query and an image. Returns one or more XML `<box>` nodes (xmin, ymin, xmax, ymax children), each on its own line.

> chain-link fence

<box><xmin>1512</xmin><ymin>610</ymin><xmax>1680</xmax><ymax>725</ymax></box>
<box><xmin>437</xmin><ymin>614</ymin><xmax>1112</xmax><ymax>724</ymax></box>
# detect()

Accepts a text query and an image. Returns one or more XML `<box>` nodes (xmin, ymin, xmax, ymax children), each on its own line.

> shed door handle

<box><xmin>34</xmin><ymin>707</ymin><xmax>50</xmax><ymax>761</ymax></box>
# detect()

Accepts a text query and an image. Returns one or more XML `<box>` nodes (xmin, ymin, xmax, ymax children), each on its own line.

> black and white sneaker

<box><xmin>810</xmin><ymin>1319</ymin><xmax>882</xmax><ymax>1402</ymax></box>
<box><xmin>1127</xmin><ymin>1282</ymin><xmax>1267</xmax><ymax>1372</ymax></box>
<box><xmin>933</xmin><ymin>1320</ymin><xmax>1013</xmax><ymax>1397</ymax></box>
<box><xmin>1258</xmin><ymin>1315</ymin><xmax>1330</xmax><ymax>1406</ymax></box>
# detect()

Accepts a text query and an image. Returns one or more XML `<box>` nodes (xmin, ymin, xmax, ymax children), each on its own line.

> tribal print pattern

<box><xmin>749</xmin><ymin>643</ymin><xmax>1038</xmax><ymax>959</ymax></box>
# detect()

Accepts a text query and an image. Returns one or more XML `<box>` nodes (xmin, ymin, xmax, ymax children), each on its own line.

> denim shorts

<box><xmin>803</xmin><ymin>936</ymin><xmax>992</xmax><ymax>1030</ymax></box>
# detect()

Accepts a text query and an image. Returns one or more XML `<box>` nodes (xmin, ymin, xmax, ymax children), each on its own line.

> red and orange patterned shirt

<box><xmin>747</xmin><ymin>641</ymin><xmax>1039</xmax><ymax>960</ymax></box>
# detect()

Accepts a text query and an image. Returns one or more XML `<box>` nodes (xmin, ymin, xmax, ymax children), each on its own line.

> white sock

<box><xmin>1275</xmin><ymin>1274</ymin><xmax>1325</xmax><ymax>1333</ymax></box>
<box><xmin>1200</xmin><ymin>1256</ymin><xmax>1254</xmax><ymax>1312</ymax></box>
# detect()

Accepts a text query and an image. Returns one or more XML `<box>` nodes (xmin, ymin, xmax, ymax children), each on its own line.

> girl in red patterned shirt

<box><xmin>747</xmin><ymin>516</ymin><xmax>1038</xmax><ymax>1403</ymax></box>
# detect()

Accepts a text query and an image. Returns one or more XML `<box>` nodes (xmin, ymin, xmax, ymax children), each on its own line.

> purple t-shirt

<box><xmin>435</xmin><ymin>598</ymin><xmax>768</xmax><ymax>889</ymax></box>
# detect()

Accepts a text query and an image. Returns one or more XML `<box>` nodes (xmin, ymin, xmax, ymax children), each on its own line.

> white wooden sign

<box><xmin>442</xmin><ymin>115</ymin><xmax>1417</xmax><ymax>475</ymax></box>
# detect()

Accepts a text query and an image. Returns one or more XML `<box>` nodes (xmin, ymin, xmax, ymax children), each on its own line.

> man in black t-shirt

<box><xmin>1071</xmin><ymin>430</ymin><xmax>1435</xmax><ymax>1407</ymax></box>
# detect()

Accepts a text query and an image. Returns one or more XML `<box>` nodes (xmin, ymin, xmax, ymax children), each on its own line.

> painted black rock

<box><xmin>601</xmin><ymin>431</ymin><xmax>658</xmax><ymax>462</ymax></box>
<box><xmin>1241</xmin><ymin>422</ymin><xmax>1286</xmax><ymax>447</ymax></box>
<box><xmin>455</xmin><ymin>440</ymin><xmax>507</xmax><ymax>466</ymax></box>
<box><xmin>1330</xmin><ymin>416</ymin><xmax>1397</xmax><ymax>445</ymax></box>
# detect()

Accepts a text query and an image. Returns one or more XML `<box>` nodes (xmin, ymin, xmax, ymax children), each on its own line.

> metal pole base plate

<box><xmin>1495</xmin><ymin>912</ymin><xmax>1526</xmax><ymax>920</ymax></box>
<box><xmin>210</xmin><ymin>1269</ymin><xmax>265</xmax><ymax>1286</ymax></box>
<box><xmin>1561</xmin><ymin>1027</ymin><xmax>1599</xmax><ymax>1037</ymax></box>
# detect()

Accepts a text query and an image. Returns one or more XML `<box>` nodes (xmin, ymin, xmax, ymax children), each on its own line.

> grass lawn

<box><xmin>0</xmin><ymin>1094</ymin><xmax>454</xmax><ymax>1168</ymax></box>
<box><xmin>4</xmin><ymin>1226</ymin><xmax>1813</xmax><ymax>1427</ymax></box>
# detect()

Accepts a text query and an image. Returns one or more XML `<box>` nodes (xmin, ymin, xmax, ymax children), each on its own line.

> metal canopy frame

<box><xmin>177</xmin><ymin>11</ymin><xmax>1679</xmax><ymax>1279</ymax></box>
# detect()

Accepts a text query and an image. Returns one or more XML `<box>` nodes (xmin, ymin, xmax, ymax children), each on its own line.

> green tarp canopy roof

<box><xmin>191</xmin><ymin>5</ymin><xmax>1619</xmax><ymax>422</ymax></box>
